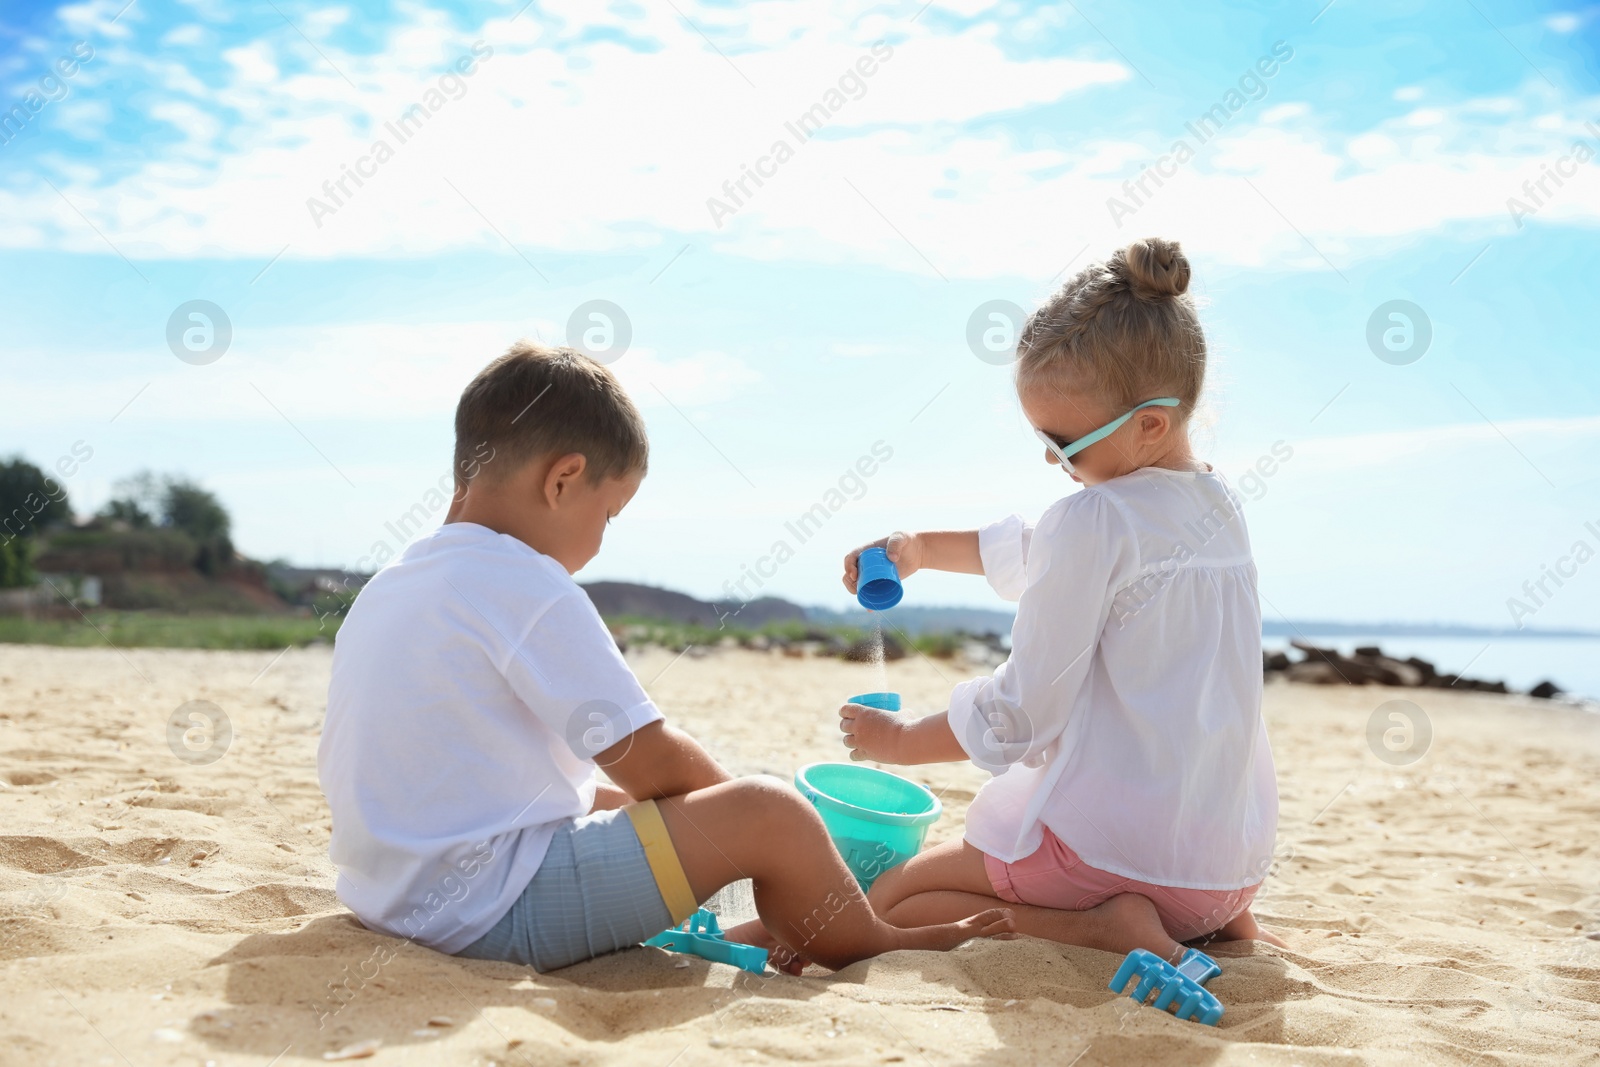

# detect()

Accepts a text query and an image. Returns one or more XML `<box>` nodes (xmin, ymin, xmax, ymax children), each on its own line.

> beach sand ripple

<box><xmin>1</xmin><ymin>646</ymin><xmax>1597</xmax><ymax>1065</ymax></box>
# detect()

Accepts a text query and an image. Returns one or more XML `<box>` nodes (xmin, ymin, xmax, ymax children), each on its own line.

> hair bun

<box><xmin>1117</xmin><ymin>237</ymin><xmax>1190</xmax><ymax>300</ymax></box>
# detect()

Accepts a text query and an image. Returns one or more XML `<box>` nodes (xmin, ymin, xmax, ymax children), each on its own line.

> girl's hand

<box><xmin>842</xmin><ymin>531</ymin><xmax>923</xmax><ymax>594</ymax></box>
<box><xmin>839</xmin><ymin>702</ymin><xmax>907</xmax><ymax>764</ymax></box>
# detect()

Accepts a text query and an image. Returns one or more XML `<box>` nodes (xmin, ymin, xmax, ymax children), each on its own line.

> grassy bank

<box><xmin>0</xmin><ymin>611</ymin><xmax>975</xmax><ymax>656</ymax></box>
<box><xmin>607</xmin><ymin>615</ymin><xmax>970</xmax><ymax>659</ymax></box>
<box><xmin>0</xmin><ymin>612</ymin><xmax>338</xmax><ymax>650</ymax></box>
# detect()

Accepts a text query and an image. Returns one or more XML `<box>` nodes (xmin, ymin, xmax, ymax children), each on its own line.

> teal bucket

<box><xmin>794</xmin><ymin>762</ymin><xmax>941</xmax><ymax>890</ymax></box>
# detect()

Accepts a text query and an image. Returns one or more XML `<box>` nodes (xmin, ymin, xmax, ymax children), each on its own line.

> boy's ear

<box><xmin>543</xmin><ymin>452</ymin><xmax>589</xmax><ymax>508</ymax></box>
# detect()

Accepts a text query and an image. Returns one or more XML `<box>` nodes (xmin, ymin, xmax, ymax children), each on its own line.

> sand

<box><xmin>1</xmin><ymin>644</ymin><xmax>1598</xmax><ymax>1066</ymax></box>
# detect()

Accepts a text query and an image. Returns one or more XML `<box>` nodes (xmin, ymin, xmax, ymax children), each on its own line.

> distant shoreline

<box><xmin>809</xmin><ymin>603</ymin><xmax>1600</xmax><ymax>641</ymax></box>
<box><xmin>1259</xmin><ymin>620</ymin><xmax>1600</xmax><ymax>640</ymax></box>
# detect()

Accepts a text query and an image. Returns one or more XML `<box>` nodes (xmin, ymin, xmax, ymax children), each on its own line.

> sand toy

<box><xmin>1108</xmin><ymin>947</ymin><xmax>1224</xmax><ymax>1025</ymax></box>
<box><xmin>644</xmin><ymin>908</ymin><xmax>769</xmax><ymax>974</ymax></box>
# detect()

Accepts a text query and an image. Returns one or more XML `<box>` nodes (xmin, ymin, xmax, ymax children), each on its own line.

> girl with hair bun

<box><xmin>840</xmin><ymin>238</ymin><xmax>1286</xmax><ymax>965</ymax></box>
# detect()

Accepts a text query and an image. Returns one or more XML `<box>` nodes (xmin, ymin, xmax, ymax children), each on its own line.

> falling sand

<box><xmin>866</xmin><ymin>615</ymin><xmax>888</xmax><ymax>696</ymax></box>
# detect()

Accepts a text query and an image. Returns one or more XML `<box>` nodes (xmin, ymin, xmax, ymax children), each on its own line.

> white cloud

<box><xmin>160</xmin><ymin>24</ymin><xmax>206</xmax><ymax>48</ymax></box>
<box><xmin>173</xmin><ymin>0</ymin><xmax>234</xmax><ymax>20</ymax></box>
<box><xmin>613</xmin><ymin>349</ymin><xmax>763</xmax><ymax>408</ymax></box>
<box><xmin>3</xmin><ymin>318</ymin><xmax>760</xmax><ymax>429</ymax></box>
<box><xmin>57</xmin><ymin>0</ymin><xmax>138</xmax><ymax>40</ymax></box>
<box><xmin>1462</xmin><ymin>96</ymin><xmax>1520</xmax><ymax>116</ymax></box>
<box><xmin>1404</xmin><ymin>107</ymin><xmax>1448</xmax><ymax>127</ymax></box>
<box><xmin>305</xmin><ymin>7</ymin><xmax>353</xmax><ymax>33</ymax></box>
<box><xmin>1279</xmin><ymin>414</ymin><xmax>1600</xmax><ymax>473</ymax></box>
<box><xmin>6</xmin><ymin>0</ymin><xmax>1600</xmax><ymax>282</ymax></box>
<box><xmin>1261</xmin><ymin>102</ymin><xmax>1309</xmax><ymax>123</ymax></box>
<box><xmin>829</xmin><ymin>341</ymin><xmax>913</xmax><ymax>358</ymax></box>
<box><xmin>149</xmin><ymin>100</ymin><xmax>222</xmax><ymax>144</ymax></box>
<box><xmin>55</xmin><ymin>98</ymin><xmax>112</xmax><ymax>139</ymax></box>
<box><xmin>221</xmin><ymin>42</ymin><xmax>279</xmax><ymax>85</ymax></box>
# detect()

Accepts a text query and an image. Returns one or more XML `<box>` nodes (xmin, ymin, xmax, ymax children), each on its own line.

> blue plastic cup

<box><xmin>847</xmin><ymin>692</ymin><xmax>901</xmax><ymax>712</ymax></box>
<box><xmin>856</xmin><ymin>546</ymin><xmax>903</xmax><ymax>611</ymax></box>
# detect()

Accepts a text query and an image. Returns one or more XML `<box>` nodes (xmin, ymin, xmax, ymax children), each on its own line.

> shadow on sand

<box><xmin>194</xmin><ymin>915</ymin><xmax>1286</xmax><ymax>1062</ymax></box>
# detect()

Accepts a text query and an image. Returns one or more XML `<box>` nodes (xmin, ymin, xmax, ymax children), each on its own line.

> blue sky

<box><xmin>1</xmin><ymin>0</ymin><xmax>1597</xmax><ymax>629</ymax></box>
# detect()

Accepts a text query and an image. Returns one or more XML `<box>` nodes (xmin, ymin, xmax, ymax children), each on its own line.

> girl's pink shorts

<box><xmin>982</xmin><ymin>827</ymin><xmax>1259</xmax><ymax>942</ymax></box>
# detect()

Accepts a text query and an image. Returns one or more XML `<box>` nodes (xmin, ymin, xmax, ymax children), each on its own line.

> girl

<box><xmin>841</xmin><ymin>237</ymin><xmax>1284</xmax><ymax>965</ymax></box>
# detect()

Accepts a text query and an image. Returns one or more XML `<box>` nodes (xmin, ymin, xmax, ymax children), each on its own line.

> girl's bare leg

<box><xmin>656</xmin><ymin>778</ymin><xmax>1014</xmax><ymax>972</ymax></box>
<box><xmin>867</xmin><ymin>839</ymin><xmax>1185</xmax><ymax>963</ymax></box>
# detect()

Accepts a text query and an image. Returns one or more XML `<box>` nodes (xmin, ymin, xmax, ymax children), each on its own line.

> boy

<box><xmin>318</xmin><ymin>341</ymin><xmax>1013</xmax><ymax>972</ymax></box>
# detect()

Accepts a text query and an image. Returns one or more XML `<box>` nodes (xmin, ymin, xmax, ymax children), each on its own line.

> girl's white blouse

<box><xmin>947</xmin><ymin>466</ymin><xmax>1279</xmax><ymax>890</ymax></box>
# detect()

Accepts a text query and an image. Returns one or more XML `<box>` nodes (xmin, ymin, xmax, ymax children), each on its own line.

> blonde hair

<box><xmin>1016</xmin><ymin>237</ymin><xmax>1206</xmax><ymax>418</ymax></box>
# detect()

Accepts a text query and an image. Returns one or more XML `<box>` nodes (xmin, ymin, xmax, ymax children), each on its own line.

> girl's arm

<box><xmin>839</xmin><ymin>705</ymin><xmax>967</xmax><ymax>765</ymax></box>
<box><xmin>842</xmin><ymin>530</ymin><xmax>982</xmax><ymax>594</ymax></box>
<box><xmin>916</xmin><ymin>530</ymin><xmax>984</xmax><ymax>574</ymax></box>
<box><xmin>948</xmin><ymin>496</ymin><xmax>1135</xmax><ymax>773</ymax></box>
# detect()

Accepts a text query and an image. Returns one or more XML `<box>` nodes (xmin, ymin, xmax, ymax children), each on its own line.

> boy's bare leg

<box><xmin>867</xmin><ymin>839</ymin><xmax>1185</xmax><ymax>964</ymax></box>
<box><xmin>655</xmin><ymin>777</ymin><xmax>1014</xmax><ymax>972</ymax></box>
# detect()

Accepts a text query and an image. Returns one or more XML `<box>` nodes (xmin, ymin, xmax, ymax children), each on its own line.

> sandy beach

<box><xmin>1</xmin><ymin>644</ymin><xmax>1597</xmax><ymax>1066</ymax></box>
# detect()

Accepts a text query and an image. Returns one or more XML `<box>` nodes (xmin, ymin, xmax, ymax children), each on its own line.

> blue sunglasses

<box><xmin>1033</xmin><ymin>398</ymin><xmax>1181</xmax><ymax>474</ymax></box>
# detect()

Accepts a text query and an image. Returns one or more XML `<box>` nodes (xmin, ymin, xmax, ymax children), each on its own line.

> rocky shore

<box><xmin>1264</xmin><ymin>640</ymin><xmax>1564</xmax><ymax>699</ymax></box>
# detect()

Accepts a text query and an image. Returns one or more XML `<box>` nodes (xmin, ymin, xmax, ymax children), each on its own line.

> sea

<box><xmin>1264</xmin><ymin>633</ymin><xmax>1600</xmax><ymax>705</ymax></box>
<box><xmin>833</xmin><ymin>605</ymin><xmax>1599</xmax><ymax>704</ymax></box>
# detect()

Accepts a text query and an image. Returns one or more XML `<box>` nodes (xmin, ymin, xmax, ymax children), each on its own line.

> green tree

<box><xmin>99</xmin><ymin>498</ymin><xmax>155</xmax><ymax>527</ymax></box>
<box><xmin>161</xmin><ymin>479</ymin><xmax>233</xmax><ymax>575</ymax></box>
<box><xmin>98</xmin><ymin>472</ymin><xmax>234</xmax><ymax>576</ymax></box>
<box><xmin>0</xmin><ymin>456</ymin><xmax>72</xmax><ymax>541</ymax></box>
<box><xmin>162</xmin><ymin>480</ymin><xmax>230</xmax><ymax>542</ymax></box>
<box><xmin>97</xmin><ymin>471</ymin><xmax>160</xmax><ymax>528</ymax></box>
<box><xmin>0</xmin><ymin>535</ymin><xmax>33</xmax><ymax>589</ymax></box>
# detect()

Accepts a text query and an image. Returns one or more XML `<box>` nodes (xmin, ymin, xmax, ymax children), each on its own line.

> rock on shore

<box><xmin>1265</xmin><ymin>640</ymin><xmax>1562</xmax><ymax>698</ymax></box>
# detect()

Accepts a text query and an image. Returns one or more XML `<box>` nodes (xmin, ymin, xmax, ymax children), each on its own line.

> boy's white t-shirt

<box><xmin>948</xmin><ymin>466</ymin><xmax>1279</xmax><ymax>891</ymax></box>
<box><xmin>317</xmin><ymin>522</ymin><xmax>662</xmax><ymax>953</ymax></box>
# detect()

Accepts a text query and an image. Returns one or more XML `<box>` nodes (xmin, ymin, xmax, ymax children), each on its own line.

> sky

<box><xmin>0</xmin><ymin>0</ymin><xmax>1597</xmax><ymax>630</ymax></box>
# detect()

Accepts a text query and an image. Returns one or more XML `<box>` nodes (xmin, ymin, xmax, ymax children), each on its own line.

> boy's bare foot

<box><xmin>722</xmin><ymin>918</ymin><xmax>810</xmax><ymax>975</ymax></box>
<box><xmin>893</xmin><ymin>907</ymin><xmax>1017</xmax><ymax>953</ymax></box>
<box><xmin>724</xmin><ymin>910</ymin><xmax>1016</xmax><ymax>972</ymax></box>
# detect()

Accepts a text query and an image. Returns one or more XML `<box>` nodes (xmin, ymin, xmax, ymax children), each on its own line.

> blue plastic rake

<box><xmin>1108</xmin><ymin>947</ymin><xmax>1224</xmax><ymax>1026</ymax></box>
<box><xmin>644</xmin><ymin>909</ymin><xmax>769</xmax><ymax>974</ymax></box>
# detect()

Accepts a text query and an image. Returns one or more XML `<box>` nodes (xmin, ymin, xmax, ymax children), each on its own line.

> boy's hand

<box><xmin>838</xmin><ymin>702</ymin><xmax>907</xmax><ymax>764</ymax></box>
<box><xmin>842</xmin><ymin>531</ymin><xmax>922</xmax><ymax>595</ymax></box>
